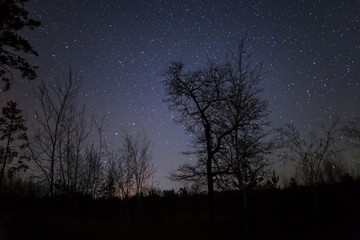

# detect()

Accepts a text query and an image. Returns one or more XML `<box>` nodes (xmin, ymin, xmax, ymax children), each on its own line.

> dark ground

<box><xmin>1</xmin><ymin>182</ymin><xmax>360</xmax><ymax>240</ymax></box>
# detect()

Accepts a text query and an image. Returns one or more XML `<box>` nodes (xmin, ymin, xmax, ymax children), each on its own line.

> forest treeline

<box><xmin>1</xmin><ymin>179</ymin><xmax>360</xmax><ymax>239</ymax></box>
<box><xmin>1</xmin><ymin>1</ymin><xmax>360</xmax><ymax>239</ymax></box>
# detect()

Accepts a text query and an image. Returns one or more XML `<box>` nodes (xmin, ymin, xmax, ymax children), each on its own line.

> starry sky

<box><xmin>4</xmin><ymin>0</ymin><xmax>360</xmax><ymax>189</ymax></box>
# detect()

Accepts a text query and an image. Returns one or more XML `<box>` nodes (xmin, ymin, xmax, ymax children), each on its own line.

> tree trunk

<box><xmin>205</xmin><ymin>127</ymin><xmax>215</xmax><ymax>221</ymax></box>
<box><xmin>0</xmin><ymin>131</ymin><xmax>12</xmax><ymax>189</ymax></box>
<box><xmin>0</xmin><ymin>152</ymin><xmax>8</xmax><ymax>188</ymax></box>
<box><xmin>242</xmin><ymin>185</ymin><xmax>249</xmax><ymax>239</ymax></box>
<box><xmin>207</xmin><ymin>161</ymin><xmax>215</xmax><ymax>221</ymax></box>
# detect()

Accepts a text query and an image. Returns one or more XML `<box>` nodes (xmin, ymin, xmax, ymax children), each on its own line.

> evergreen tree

<box><xmin>0</xmin><ymin>101</ymin><xmax>29</xmax><ymax>187</ymax></box>
<box><xmin>0</xmin><ymin>0</ymin><xmax>40</xmax><ymax>90</ymax></box>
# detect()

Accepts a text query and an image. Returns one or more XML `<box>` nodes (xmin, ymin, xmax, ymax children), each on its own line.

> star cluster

<box><xmin>6</xmin><ymin>0</ymin><xmax>360</xmax><ymax>189</ymax></box>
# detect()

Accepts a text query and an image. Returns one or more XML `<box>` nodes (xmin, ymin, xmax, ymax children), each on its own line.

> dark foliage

<box><xmin>0</xmin><ymin>101</ymin><xmax>29</xmax><ymax>188</ymax></box>
<box><xmin>0</xmin><ymin>0</ymin><xmax>40</xmax><ymax>90</ymax></box>
<box><xmin>1</xmin><ymin>179</ymin><xmax>359</xmax><ymax>240</ymax></box>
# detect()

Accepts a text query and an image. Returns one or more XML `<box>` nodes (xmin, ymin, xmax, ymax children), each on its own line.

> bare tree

<box><xmin>108</xmin><ymin>149</ymin><xmax>133</xmax><ymax>199</ymax></box>
<box><xmin>165</xmin><ymin>61</ymin><xmax>229</xmax><ymax>221</ymax></box>
<box><xmin>73</xmin><ymin>115</ymin><xmax>107</xmax><ymax>198</ymax></box>
<box><xmin>217</xmin><ymin>131</ymin><xmax>274</xmax><ymax>190</ymax></box>
<box><xmin>213</xmin><ymin>41</ymin><xmax>273</xmax><ymax>192</ymax></box>
<box><xmin>67</xmin><ymin>106</ymin><xmax>90</xmax><ymax>192</ymax></box>
<box><xmin>166</xmin><ymin>40</ymin><xmax>270</xmax><ymax>223</ymax></box>
<box><xmin>30</xmin><ymin>70</ymin><xmax>80</xmax><ymax>197</ymax></box>
<box><xmin>343</xmin><ymin>118</ymin><xmax>360</xmax><ymax>148</ymax></box>
<box><xmin>104</xmin><ymin>131</ymin><xmax>154</xmax><ymax>199</ymax></box>
<box><xmin>56</xmin><ymin>106</ymin><xmax>91</xmax><ymax>193</ymax></box>
<box><xmin>79</xmin><ymin>145</ymin><xmax>103</xmax><ymax>197</ymax></box>
<box><xmin>279</xmin><ymin>118</ymin><xmax>344</xmax><ymax>185</ymax></box>
<box><xmin>121</xmin><ymin>132</ymin><xmax>154</xmax><ymax>197</ymax></box>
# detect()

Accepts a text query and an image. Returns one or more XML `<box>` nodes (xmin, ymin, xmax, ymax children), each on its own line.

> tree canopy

<box><xmin>164</xmin><ymin>40</ymin><xmax>273</xmax><ymax>221</ymax></box>
<box><xmin>0</xmin><ymin>0</ymin><xmax>40</xmax><ymax>90</ymax></box>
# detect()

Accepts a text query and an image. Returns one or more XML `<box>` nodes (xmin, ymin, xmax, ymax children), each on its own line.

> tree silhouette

<box><xmin>343</xmin><ymin>118</ymin><xmax>360</xmax><ymax>149</ymax></box>
<box><xmin>107</xmin><ymin>147</ymin><xmax>133</xmax><ymax>199</ymax></box>
<box><xmin>279</xmin><ymin>118</ymin><xmax>344</xmax><ymax>185</ymax></box>
<box><xmin>124</xmin><ymin>132</ymin><xmax>154</xmax><ymax>197</ymax></box>
<box><xmin>79</xmin><ymin>117</ymin><xmax>105</xmax><ymax>198</ymax></box>
<box><xmin>165</xmin><ymin>61</ymin><xmax>228</xmax><ymax>221</ymax></box>
<box><xmin>0</xmin><ymin>0</ymin><xmax>40</xmax><ymax>90</ymax></box>
<box><xmin>0</xmin><ymin>101</ymin><xmax>29</xmax><ymax>188</ymax></box>
<box><xmin>107</xmin><ymin>132</ymin><xmax>154</xmax><ymax>198</ymax></box>
<box><xmin>165</xmin><ymin>40</ymin><xmax>270</xmax><ymax>222</ymax></box>
<box><xmin>99</xmin><ymin>168</ymin><xmax>116</xmax><ymax>199</ymax></box>
<box><xmin>30</xmin><ymin>71</ymin><xmax>80</xmax><ymax>197</ymax></box>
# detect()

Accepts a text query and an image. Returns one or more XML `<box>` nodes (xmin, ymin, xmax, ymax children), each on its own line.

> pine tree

<box><xmin>0</xmin><ymin>101</ymin><xmax>29</xmax><ymax>187</ymax></box>
<box><xmin>0</xmin><ymin>0</ymin><xmax>41</xmax><ymax>90</ymax></box>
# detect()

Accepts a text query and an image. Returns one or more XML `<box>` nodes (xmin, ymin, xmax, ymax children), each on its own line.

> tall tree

<box><xmin>0</xmin><ymin>0</ymin><xmax>40</xmax><ymax>90</ymax></box>
<box><xmin>214</xmin><ymin>41</ymin><xmax>273</xmax><ymax>191</ymax></box>
<box><xmin>165</xmin><ymin>40</ymin><xmax>270</xmax><ymax>222</ymax></box>
<box><xmin>79</xmin><ymin>117</ymin><xmax>105</xmax><ymax>198</ymax></box>
<box><xmin>57</xmin><ymin>105</ymin><xmax>90</xmax><ymax>193</ymax></box>
<box><xmin>0</xmin><ymin>101</ymin><xmax>29</xmax><ymax>188</ymax></box>
<box><xmin>80</xmin><ymin>145</ymin><xmax>104</xmax><ymax>197</ymax></box>
<box><xmin>30</xmin><ymin>71</ymin><xmax>80</xmax><ymax>197</ymax></box>
<box><xmin>165</xmin><ymin>61</ymin><xmax>227</xmax><ymax>221</ymax></box>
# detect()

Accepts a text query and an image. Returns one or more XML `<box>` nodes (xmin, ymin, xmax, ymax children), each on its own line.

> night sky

<box><xmin>3</xmin><ymin>0</ymin><xmax>360</xmax><ymax>189</ymax></box>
